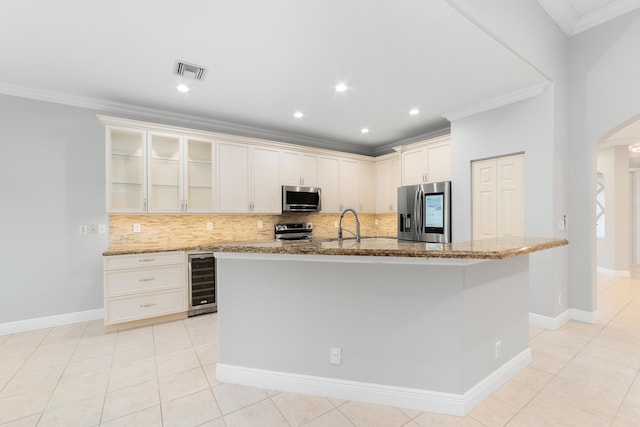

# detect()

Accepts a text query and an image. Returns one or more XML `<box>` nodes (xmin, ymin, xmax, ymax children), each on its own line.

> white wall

<box><xmin>568</xmin><ymin>10</ymin><xmax>640</xmax><ymax>311</ymax></box>
<box><xmin>632</xmin><ymin>171</ymin><xmax>640</xmax><ymax>264</ymax></box>
<box><xmin>451</xmin><ymin>88</ymin><xmax>567</xmax><ymax>318</ymax></box>
<box><xmin>0</xmin><ymin>95</ymin><xmax>108</xmax><ymax>324</ymax></box>
<box><xmin>447</xmin><ymin>0</ymin><xmax>569</xmax><ymax>319</ymax></box>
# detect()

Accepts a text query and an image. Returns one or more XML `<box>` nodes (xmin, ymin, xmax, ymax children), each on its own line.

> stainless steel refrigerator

<box><xmin>397</xmin><ymin>181</ymin><xmax>452</xmax><ymax>243</ymax></box>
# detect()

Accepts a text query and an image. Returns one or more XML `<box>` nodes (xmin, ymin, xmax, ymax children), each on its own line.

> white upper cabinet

<box><xmin>184</xmin><ymin>137</ymin><xmax>216</xmax><ymax>212</ymax></box>
<box><xmin>401</xmin><ymin>137</ymin><xmax>451</xmax><ymax>185</ymax></box>
<box><xmin>359</xmin><ymin>161</ymin><xmax>375</xmax><ymax>213</ymax></box>
<box><xmin>375</xmin><ymin>156</ymin><xmax>400</xmax><ymax>213</ymax></box>
<box><xmin>217</xmin><ymin>140</ymin><xmax>281</xmax><ymax>213</ymax></box>
<box><xmin>339</xmin><ymin>159</ymin><xmax>360</xmax><ymax>212</ymax></box>
<box><xmin>340</xmin><ymin>159</ymin><xmax>375</xmax><ymax>213</ymax></box>
<box><xmin>107</xmin><ymin>126</ymin><xmax>147</xmax><ymax>213</ymax></box>
<box><xmin>102</xmin><ymin>116</ymin><xmax>449</xmax><ymax>216</ymax></box>
<box><xmin>251</xmin><ymin>146</ymin><xmax>281</xmax><ymax>213</ymax></box>
<box><xmin>106</xmin><ymin>124</ymin><xmax>215</xmax><ymax>213</ymax></box>
<box><xmin>147</xmin><ymin>131</ymin><xmax>183</xmax><ymax>213</ymax></box>
<box><xmin>217</xmin><ymin>140</ymin><xmax>251</xmax><ymax>213</ymax></box>
<box><xmin>317</xmin><ymin>156</ymin><xmax>340</xmax><ymax>213</ymax></box>
<box><xmin>282</xmin><ymin>151</ymin><xmax>318</xmax><ymax>187</ymax></box>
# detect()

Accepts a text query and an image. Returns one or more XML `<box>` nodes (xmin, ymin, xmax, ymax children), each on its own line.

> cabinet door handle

<box><xmin>143</xmin><ymin>198</ymin><xmax>148</xmax><ymax>211</ymax></box>
<box><xmin>139</xmin><ymin>303</ymin><xmax>156</xmax><ymax>308</ymax></box>
<box><xmin>139</xmin><ymin>278</ymin><xmax>155</xmax><ymax>282</ymax></box>
<box><xmin>138</xmin><ymin>258</ymin><xmax>155</xmax><ymax>262</ymax></box>
<box><xmin>389</xmin><ymin>203</ymin><xmax>393</xmax><ymax>211</ymax></box>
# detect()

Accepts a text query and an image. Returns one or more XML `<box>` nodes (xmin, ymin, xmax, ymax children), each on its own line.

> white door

<box><xmin>472</xmin><ymin>153</ymin><xmax>524</xmax><ymax>240</ymax></box>
<box><xmin>496</xmin><ymin>154</ymin><xmax>525</xmax><ymax>236</ymax></box>
<box><xmin>472</xmin><ymin>158</ymin><xmax>497</xmax><ymax>240</ymax></box>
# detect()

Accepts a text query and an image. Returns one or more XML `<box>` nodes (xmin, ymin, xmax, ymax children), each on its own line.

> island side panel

<box><xmin>462</xmin><ymin>255</ymin><xmax>530</xmax><ymax>391</ymax></box>
<box><xmin>216</xmin><ymin>253</ymin><xmax>472</xmax><ymax>394</ymax></box>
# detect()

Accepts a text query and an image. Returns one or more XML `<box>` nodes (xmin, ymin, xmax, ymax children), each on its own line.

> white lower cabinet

<box><xmin>103</xmin><ymin>251</ymin><xmax>186</xmax><ymax>326</ymax></box>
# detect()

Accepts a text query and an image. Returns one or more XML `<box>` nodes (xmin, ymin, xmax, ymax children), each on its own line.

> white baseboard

<box><xmin>217</xmin><ymin>349</ymin><xmax>531</xmax><ymax>416</ymax></box>
<box><xmin>529</xmin><ymin>311</ymin><xmax>570</xmax><ymax>330</ymax></box>
<box><xmin>568</xmin><ymin>308</ymin><xmax>599</xmax><ymax>324</ymax></box>
<box><xmin>529</xmin><ymin>308</ymin><xmax>599</xmax><ymax>330</ymax></box>
<box><xmin>0</xmin><ymin>309</ymin><xmax>104</xmax><ymax>336</ymax></box>
<box><xmin>597</xmin><ymin>267</ymin><xmax>631</xmax><ymax>277</ymax></box>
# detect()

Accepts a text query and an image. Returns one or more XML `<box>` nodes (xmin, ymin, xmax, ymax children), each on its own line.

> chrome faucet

<box><xmin>338</xmin><ymin>208</ymin><xmax>361</xmax><ymax>242</ymax></box>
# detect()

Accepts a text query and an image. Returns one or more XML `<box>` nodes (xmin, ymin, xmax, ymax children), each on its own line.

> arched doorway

<box><xmin>594</xmin><ymin>116</ymin><xmax>640</xmax><ymax>279</ymax></box>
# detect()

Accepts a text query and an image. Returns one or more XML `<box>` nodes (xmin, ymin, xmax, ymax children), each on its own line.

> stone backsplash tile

<box><xmin>108</xmin><ymin>212</ymin><xmax>397</xmax><ymax>248</ymax></box>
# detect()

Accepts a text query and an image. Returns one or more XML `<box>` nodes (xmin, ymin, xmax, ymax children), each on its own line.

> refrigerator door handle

<box><xmin>420</xmin><ymin>190</ymin><xmax>424</xmax><ymax>236</ymax></box>
<box><xmin>415</xmin><ymin>189</ymin><xmax>422</xmax><ymax>237</ymax></box>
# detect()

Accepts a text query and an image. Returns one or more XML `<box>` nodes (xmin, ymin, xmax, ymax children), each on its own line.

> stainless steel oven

<box><xmin>188</xmin><ymin>253</ymin><xmax>217</xmax><ymax>316</ymax></box>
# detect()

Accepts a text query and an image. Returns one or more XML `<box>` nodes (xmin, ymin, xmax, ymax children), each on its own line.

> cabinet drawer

<box><xmin>104</xmin><ymin>251</ymin><xmax>184</xmax><ymax>270</ymax></box>
<box><xmin>105</xmin><ymin>265</ymin><xmax>185</xmax><ymax>297</ymax></box>
<box><xmin>105</xmin><ymin>289</ymin><xmax>186</xmax><ymax>325</ymax></box>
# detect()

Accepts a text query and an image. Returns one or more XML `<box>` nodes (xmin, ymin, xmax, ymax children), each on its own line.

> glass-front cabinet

<box><xmin>107</xmin><ymin>127</ymin><xmax>147</xmax><ymax>212</ymax></box>
<box><xmin>148</xmin><ymin>132</ymin><xmax>182</xmax><ymax>212</ymax></box>
<box><xmin>184</xmin><ymin>137</ymin><xmax>215</xmax><ymax>212</ymax></box>
<box><xmin>106</xmin><ymin>125</ymin><xmax>215</xmax><ymax>213</ymax></box>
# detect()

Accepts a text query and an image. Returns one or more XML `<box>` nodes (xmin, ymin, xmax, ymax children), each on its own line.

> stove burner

<box><xmin>275</xmin><ymin>223</ymin><xmax>313</xmax><ymax>241</ymax></box>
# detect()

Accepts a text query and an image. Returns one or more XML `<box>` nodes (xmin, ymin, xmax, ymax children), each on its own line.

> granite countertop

<box><xmin>104</xmin><ymin>236</ymin><xmax>568</xmax><ymax>259</ymax></box>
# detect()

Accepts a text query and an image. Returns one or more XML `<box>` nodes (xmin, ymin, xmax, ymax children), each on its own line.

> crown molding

<box><xmin>536</xmin><ymin>0</ymin><xmax>579</xmax><ymax>35</ymax></box>
<box><xmin>370</xmin><ymin>127</ymin><xmax>451</xmax><ymax>157</ymax></box>
<box><xmin>442</xmin><ymin>81</ymin><xmax>550</xmax><ymax>122</ymax></box>
<box><xmin>537</xmin><ymin>0</ymin><xmax>640</xmax><ymax>36</ymax></box>
<box><xmin>0</xmin><ymin>82</ymin><xmax>373</xmax><ymax>156</ymax></box>
<box><xmin>573</xmin><ymin>0</ymin><xmax>640</xmax><ymax>35</ymax></box>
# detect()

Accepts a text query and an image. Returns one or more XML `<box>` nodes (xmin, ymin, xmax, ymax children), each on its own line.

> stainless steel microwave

<box><xmin>282</xmin><ymin>185</ymin><xmax>321</xmax><ymax>212</ymax></box>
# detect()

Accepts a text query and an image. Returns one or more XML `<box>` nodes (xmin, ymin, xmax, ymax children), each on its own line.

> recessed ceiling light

<box><xmin>294</xmin><ymin>111</ymin><xmax>304</xmax><ymax>119</ymax></box>
<box><xmin>335</xmin><ymin>83</ymin><xmax>348</xmax><ymax>93</ymax></box>
<box><xmin>176</xmin><ymin>84</ymin><xmax>190</xmax><ymax>93</ymax></box>
<box><xmin>361</xmin><ymin>128</ymin><xmax>369</xmax><ymax>134</ymax></box>
<box><xmin>409</xmin><ymin>108</ymin><xmax>420</xmax><ymax>116</ymax></box>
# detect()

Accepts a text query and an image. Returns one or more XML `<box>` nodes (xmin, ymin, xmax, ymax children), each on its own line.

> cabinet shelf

<box><xmin>188</xmin><ymin>160</ymin><xmax>212</xmax><ymax>166</ymax></box>
<box><xmin>111</xmin><ymin>181</ymin><xmax>143</xmax><ymax>186</ymax></box>
<box><xmin>151</xmin><ymin>184</ymin><xmax>180</xmax><ymax>189</ymax></box>
<box><xmin>112</xmin><ymin>153</ymin><xmax>142</xmax><ymax>160</ymax></box>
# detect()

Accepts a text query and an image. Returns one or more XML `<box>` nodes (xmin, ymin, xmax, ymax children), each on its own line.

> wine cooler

<box><xmin>188</xmin><ymin>253</ymin><xmax>217</xmax><ymax>316</ymax></box>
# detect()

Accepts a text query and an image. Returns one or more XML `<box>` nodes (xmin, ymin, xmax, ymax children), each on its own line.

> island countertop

<box><xmin>104</xmin><ymin>236</ymin><xmax>567</xmax><ymax>259</ymax></box>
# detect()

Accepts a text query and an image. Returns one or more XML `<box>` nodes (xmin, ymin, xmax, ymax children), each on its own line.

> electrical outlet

<box><xmin>88</xmin><ymin>224</ymin><xmax>98</xmax><ymax>234</ymax></box>
<box><xmin>495</xmin><ymin>341</ymin><xmax>501</xmax><ymax>358</ymax></box>
<box><xmin>98</xmin><ymin>224</ymin><xmax>107</xmax><ymax>234</ymax></box>
<box><xmin>334</xmin><ymin>221</ymin><xmax>339</xmax><ymax>227</ymax></box>
<box><xmin>79</xmin><ymin>225</ymin><xmax>87</xmax><ymax>235</ymax></box>
<box><xmin>558</xmin><ymin>294</ymin><xmax>563</xmax><ymax>307</ymax></box>
<box><xmin>133</xmin><ymin>224</ymin><xmax>141</xmax><ymax>233</ymax></box>
<box><xmin>329</xmin><ymin>347</ymin><xmax>342</xmax><ymax>365</ymax></box>
<box><xmin>207</xmin><ymin>222</ymin><xmax>213</xmax><ymax>231</ymax></box>
<box><xmin>375</xmin><ymin>219</ymin><xmax>379</xmax><ymax>225</ymax></box>
<box><xmin>257</xmin><ymin>220</ymin><xmax>263</xmax><ymax>229</ymax></box>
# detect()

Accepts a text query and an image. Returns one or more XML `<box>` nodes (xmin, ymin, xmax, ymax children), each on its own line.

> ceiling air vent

<box><xmin>176</xmin><ymin>61</ymin><xmax>206</xmax><ymax>81</ymax></box>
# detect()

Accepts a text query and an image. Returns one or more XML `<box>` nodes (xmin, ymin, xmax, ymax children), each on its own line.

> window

<box><xmin>596</xmin><ymin>173</ymin><xmax>605</xmax><ymax>238</ymax></box>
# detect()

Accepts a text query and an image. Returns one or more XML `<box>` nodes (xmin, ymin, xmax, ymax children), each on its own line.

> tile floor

<box><xmin>1</xmin><ymin>272</ymin><xmax>640</xmax><ymax>426</ymax></box>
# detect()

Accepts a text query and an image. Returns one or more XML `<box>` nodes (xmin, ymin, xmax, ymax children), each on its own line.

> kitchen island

<box><xmin>212</xmin><ymin>236</ymin><xmax>567</xmax><ymax>416</ymax></box>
